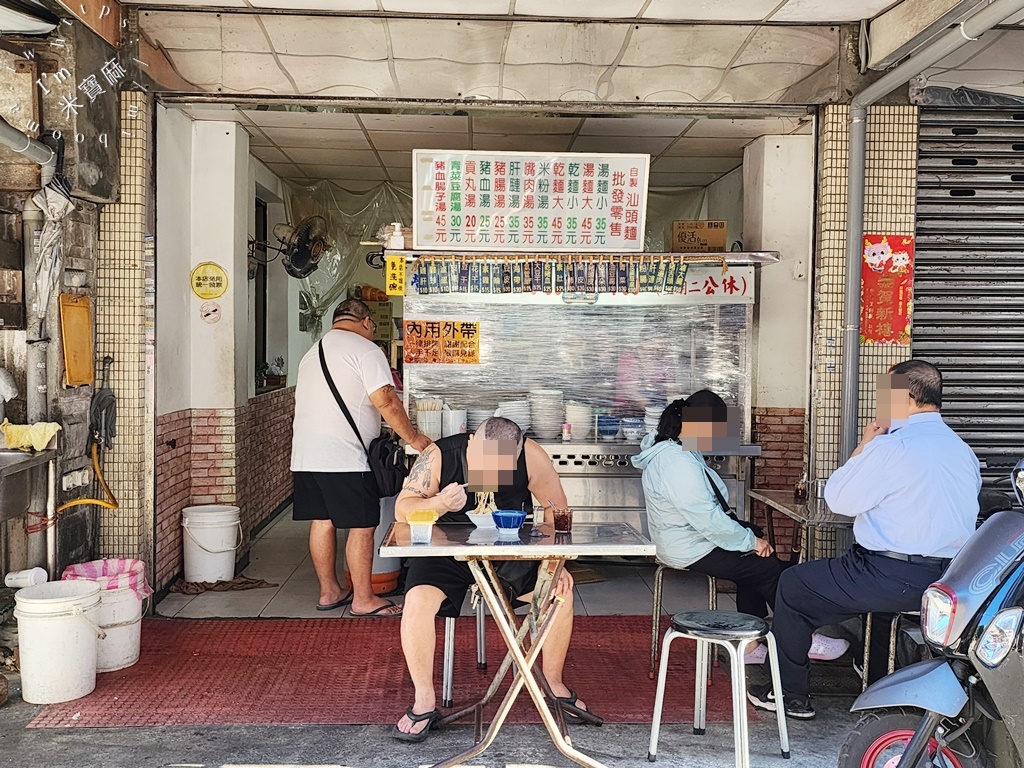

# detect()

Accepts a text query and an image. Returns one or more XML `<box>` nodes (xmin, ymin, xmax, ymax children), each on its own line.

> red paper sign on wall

<box><xmin>860</xmin><ymin>234</ymin><xmax>914</xmax><ymax>345</ymax></box>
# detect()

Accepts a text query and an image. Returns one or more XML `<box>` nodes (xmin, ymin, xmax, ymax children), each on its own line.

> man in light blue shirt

<box><xmin>748</xmin><ymin>360</ymin><xmax>981</xmax><ymax>720</ymax></box>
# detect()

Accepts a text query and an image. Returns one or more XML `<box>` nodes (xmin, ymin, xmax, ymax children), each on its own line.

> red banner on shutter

<box><xmin>860</xmin><ymin>234</ymin><xmax>913</xmax><ymax>346</ymax></box>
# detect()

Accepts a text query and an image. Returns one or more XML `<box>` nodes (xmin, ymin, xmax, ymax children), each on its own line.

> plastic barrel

<box><xmin>182</xmin><ymin>505</ymin><xmax>241</xmax><ymax>583</ymax></box>
<box><xmin>15</xmin><ymin>581</ymin><xmax>103</xmax><ymax>704</ymax></box>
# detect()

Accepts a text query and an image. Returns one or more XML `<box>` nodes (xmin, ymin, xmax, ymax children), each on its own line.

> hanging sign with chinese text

<box><xmin>385</xmin><ymin>255</ymin><xmax>406</xmax><ymax>296</ymax></box>
<box><xmin>413</xmin><ymin>150</ymin><xmax>650</xmax><ymax>252</ymax></box>
<box><xmin>404</xmin><ymin>320</ymin><xmax>481</xmax><ymax>364</ymax></box>
<box><xmin>860</xmin><ymin>234</ymin><xmax>914</xmax><ymax>345</ymax></box>
<box><xmin>409</xmin><ymin>255</ymin><xmax>708</xmax><ymax>296</ymax></box>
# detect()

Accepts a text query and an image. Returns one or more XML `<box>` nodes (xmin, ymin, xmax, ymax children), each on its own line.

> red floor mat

<box><xmin>29</xmin><ymin>616</ymin><xmax>751</xmax><ymax>728</ymax></box>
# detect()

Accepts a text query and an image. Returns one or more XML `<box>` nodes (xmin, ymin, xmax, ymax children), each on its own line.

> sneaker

<box><xmin>852</xmin><ymin>657</ymin><xmax>864</xmax><ymax>680</ymax></box>
<box><xmin>744</xmin><ymin>643</ymin><xmax>768</xmax><ymax>665</ymax></box>
<box><xmin>808</xmin><ymin>633</ymin><xmax>850</xmax><ymax>661</ymax></box>
<box><xmin>746</xmin><ymin>683</ymin><xmax>816</xmax><ymax>720</ymax></box>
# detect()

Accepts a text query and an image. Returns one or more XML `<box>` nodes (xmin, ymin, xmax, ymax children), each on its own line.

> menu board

<box><xmin>404</xmin><ymin>320</ymin><xmax>481</xmax><ymax>364</ymax></box>
<box><xmin>413</xmin><ymin>150</ymin><xmax>650</xmax><ymax>252</ymax></box>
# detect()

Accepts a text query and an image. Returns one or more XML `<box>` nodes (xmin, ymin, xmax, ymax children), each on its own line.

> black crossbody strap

<box><xmin>703</xmin><ymin>466</ymin><xmax>731</xmax><ymax>513</ymax></box>
<box><xmin>318</xmin><ymin>341</ymin><xmax>369</xmax><ymax>455</ymax></box>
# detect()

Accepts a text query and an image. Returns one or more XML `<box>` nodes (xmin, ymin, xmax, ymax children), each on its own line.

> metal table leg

<box><xmin>429</xmin><ymin>557</ymin><xmax>608</xmax><ymax>768</ymax></box>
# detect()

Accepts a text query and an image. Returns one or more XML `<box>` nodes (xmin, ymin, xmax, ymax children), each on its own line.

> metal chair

<box><xmin>441</xmin><ymin>587</ymin><xmax>487</xmax><ymax>708</ymax></box>
<box><xmin>649</xmin><ymin>610</ymin><xmax>791</xmax><ymax>767</ymax></box>
<box><xmin>860</xmin><ymin>611</ymin><xmax>920</xmax><ymax>692</ymax></box>
<box><xmin>650</xmin><ymin>561</ymin><xmax>717</xmax><ymax>678</ymax></box>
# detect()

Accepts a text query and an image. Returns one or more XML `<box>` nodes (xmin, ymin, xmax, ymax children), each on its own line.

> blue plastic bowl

<box><xmin>492</xmin><ymin>509</ymin><xmax>526</xmax><ymax>531</ymax></box>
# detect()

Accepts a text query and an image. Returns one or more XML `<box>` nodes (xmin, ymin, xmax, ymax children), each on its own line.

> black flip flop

<box><xmin>548</xmin><ymin>688</ymin><xmax>602</xmax><ymax>726</ymax></box>
<box><xmin>392</xmin><ymin>707</ymin><xmax>442</xmax><ymax>743</ymax></box>
<box><xmin>315</xmin><ymin>591</ymin><xmax>353</xmax><ymax>611</ymax></box>
<box><xmin>351</xmin><ymin>599</ymin><xmax>402</xmax><ymax>618</ymax></box>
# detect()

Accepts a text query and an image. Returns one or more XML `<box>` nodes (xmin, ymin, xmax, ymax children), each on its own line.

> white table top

<box><xmin>380</xmin><ymin>522</ymin><xmax>655</xmax><ymax>559</ymax></box>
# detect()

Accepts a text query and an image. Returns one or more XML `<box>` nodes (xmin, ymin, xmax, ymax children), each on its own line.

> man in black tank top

<box><xmin>392</xmin><ymin>417</ymin><xmax>592</xmax><ymax>742</ymax></box>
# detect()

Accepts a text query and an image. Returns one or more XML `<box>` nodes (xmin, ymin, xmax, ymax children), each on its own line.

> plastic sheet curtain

<box><xmin>283</xmin><ymin>181</ymin><xmax>412</xmax><ymax>339</ymax></box>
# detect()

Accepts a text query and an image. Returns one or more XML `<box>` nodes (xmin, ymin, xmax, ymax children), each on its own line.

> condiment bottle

<box><xmin>794</xmin><ymin>472</ymin><xmax>808</xmax><ymax>501</ymax></box>
<box><xmin>561</xmin><ymin>423</ymin><xmax>572</xmax><ymax>442</ymax></box>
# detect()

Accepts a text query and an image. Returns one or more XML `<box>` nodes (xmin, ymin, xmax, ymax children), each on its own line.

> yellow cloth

<box><xmin>0</xmin><ymin>420</ymin><xmax>61</xmax><ymax>452</ymax></box>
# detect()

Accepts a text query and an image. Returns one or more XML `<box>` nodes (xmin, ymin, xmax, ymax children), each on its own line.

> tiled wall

<box><xmin>751</xmin><ymin>407</ymin><xmax>806</xmax><ymax>558</ymax></box>
<box><xmin>811</xmin><ymin>105</ymin><xmax>917</xmax><ymax>479</ymax></box>
<box><xmin>191</xmin><ymin>408</ymin><xmax>238</xmax><ymax>506</ymax></box>
<box><xmin>237</xmin><ymin>388</ymin><xmax>295</xmax><ymax>536</ymax></box>
<box><xmin>154</xmin><ymin>410</ymin><xmax>191</xmax><ymax>589</ymax></box>
<box><xmin>153</xmin><ymin>388</ymin><xmax>295</xmax><ymax>590</ymax></box>
<box><xmin>95</xmin><ymin>92</ymin><xmax>154</xmax><ymax>562</ymax></box>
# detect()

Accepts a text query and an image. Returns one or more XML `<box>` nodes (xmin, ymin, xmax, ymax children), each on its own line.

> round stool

<box><xmin>648</xmin><ymin>610</ymin><xmax>790</xmax><ymax>767</ymax></box>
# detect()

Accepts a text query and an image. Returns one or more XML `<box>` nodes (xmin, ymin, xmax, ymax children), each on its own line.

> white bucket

<box><xmin>62</xmin><ymin>558</ymin><xmax>151</xmax><ymax>672</ymax></box>
<box><xmin>15</xmin><ymin>581</ymin><xmax>103</xmax><ymax>704</ymax></box>
<box><xmin>95</xmin><ymin>584</ymin><xmax>143</xmax><ymax>672</ymax></box>
<box><xmin>182</xmin><ymin>504</ymin><xmax>242</xmax><ymax>583</ymax></box>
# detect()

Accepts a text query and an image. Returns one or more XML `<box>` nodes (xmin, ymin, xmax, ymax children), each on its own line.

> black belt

<box><xmin>859</xmin><ymin>545</ymin><xmax>950</xmax><ymax>568</ymax></box>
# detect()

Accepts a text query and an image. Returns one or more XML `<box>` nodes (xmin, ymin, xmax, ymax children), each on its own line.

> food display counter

<box><xmin>397</xmin><ymin>250</ymin><xmax>775</xmax><ymax>529</ymax></box>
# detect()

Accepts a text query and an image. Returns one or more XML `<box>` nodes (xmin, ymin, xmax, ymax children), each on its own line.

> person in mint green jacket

<box><xmin>632</xmin><ymin>390</ymin><xmax>849</xmax><ymax>664</ymax></box>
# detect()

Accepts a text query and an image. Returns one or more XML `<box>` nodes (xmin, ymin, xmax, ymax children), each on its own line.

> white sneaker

<box><xmin>744</xmin><ymin>643</ymin><xmax>768</xmax><ymax>665</ymax></box>
<box><xmin>808</xmin><ymin>633</ymin><xmax>850</xmax><ymax>661</ymax></box>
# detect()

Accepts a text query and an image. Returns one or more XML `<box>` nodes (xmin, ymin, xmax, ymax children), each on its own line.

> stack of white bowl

<box><xmin>565</xmin><ymin>401</ymin><xmax>595</xmax><ymax>440</ymax></box>
<box><xmin>645</xmin><ymin>403</ymin><xmax>666</xmax><ymax>433</ymax></box>
<box><xmin>495</xmin><ymin>399</ymin><xmax>531</xmax><ymax>433</ymax></box>
<box><xmin>467</xmin><ymin>408</ymin><xmax>494</xmax><ymax>433</ymax></box>
<box><xmin>529</xmin><ymin>390</ymin><xmax>564</xmax><ymax>439</ymax></box>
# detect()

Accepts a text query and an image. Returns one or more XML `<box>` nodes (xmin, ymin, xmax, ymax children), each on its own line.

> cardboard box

<box><xmin>671</xmin><ymin>220</ymin><xmax>728</xmax><ymax>253</ymax></box>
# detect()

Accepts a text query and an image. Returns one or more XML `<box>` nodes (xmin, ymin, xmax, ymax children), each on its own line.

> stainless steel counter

<box><xmin>0</xmin><ymin>449</ymin><xmax>56</xmax><ymax>523</ymax></box>
<box><xmin>535</xmin><ymin>441</ymin><xmax>759</xmax><ymax>533</ymax></box>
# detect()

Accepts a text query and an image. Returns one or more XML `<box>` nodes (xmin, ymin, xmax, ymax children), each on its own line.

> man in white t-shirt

<box><xmin>291</xmin><ymin>298</ymin><xmax>431</xmax><ymax>617</ymax></box>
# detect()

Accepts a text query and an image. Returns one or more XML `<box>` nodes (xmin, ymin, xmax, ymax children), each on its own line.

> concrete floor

<box><xmin>0</xmin><ymin>508</ymin><xmax>866</xmax><ymax>768</ymax></box>
<box><xmin>157</xmin><ymin>508</ymin><xmax>737</xmax><ymax>620</ymax></box>
<box><xmin>0</xmin><ymin>680</ymin><xmax>859</xmax><ymax>768</ymax></box>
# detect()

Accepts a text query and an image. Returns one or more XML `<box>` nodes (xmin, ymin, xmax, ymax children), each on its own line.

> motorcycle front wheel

<box><xmin>838</xmin><ymin>709</ymin><xmax>988</xmax><ymax>768</ymax></box>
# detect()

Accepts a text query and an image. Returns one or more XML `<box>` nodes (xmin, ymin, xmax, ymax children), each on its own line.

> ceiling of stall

<box><xmin>126</xmin><ymin>1</ymin><xmax>899</xmax><ymax>23</ymax></box>
<box><xmin>176</xmin><ymin>104</ymin><xmax>813</xmax><ymax>189</ymax></box>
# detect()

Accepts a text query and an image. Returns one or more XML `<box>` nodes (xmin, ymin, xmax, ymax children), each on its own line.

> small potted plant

<box><xmin>265</xmin><ymin>357</ymin><xmax>287</xmax><ymax>388</ymax></box>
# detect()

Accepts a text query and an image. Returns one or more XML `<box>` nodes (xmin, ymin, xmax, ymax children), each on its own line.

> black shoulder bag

<box><xmin>318</xmin><ymin>341</ymin><xmax>409</xmax><ymax>498</ymax></box>
<box><xmin>703</xmin><ymin>465</ymin><xmax>764</xmax><ymax>539</ymax></box>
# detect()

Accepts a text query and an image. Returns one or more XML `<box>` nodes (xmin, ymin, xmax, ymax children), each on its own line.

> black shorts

<box><xmin>292</xmin><ymin>471</ymin><xmax>380</xmax><ymax>529</ymax></box>
<box><xmin>405</xmin><ymin>555</ymin><xmax>540</xmax><ymax>618</ymax></box>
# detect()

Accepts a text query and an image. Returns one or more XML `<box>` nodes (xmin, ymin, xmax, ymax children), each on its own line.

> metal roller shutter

<box><xmin>914</xmin><ymin>109</ymin><xmax>1024</xmax><ymax>483</ymax></box>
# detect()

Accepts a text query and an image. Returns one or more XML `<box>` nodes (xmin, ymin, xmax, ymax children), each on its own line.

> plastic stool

<box><xmin>649</xmin><ymin>610</ymin><xmax>790</xmax><ymax>767</ymax></box>
<box><xmin>441</xmin><ymin>592</ymin><xmax>487</xmax><ymax>708</ymax></box>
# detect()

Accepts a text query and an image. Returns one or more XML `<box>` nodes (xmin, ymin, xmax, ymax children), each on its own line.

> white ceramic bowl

<box><xmin>468</xmin><ymin>512</ymin><xmax>496</xmax><ymax>528</ymax></box>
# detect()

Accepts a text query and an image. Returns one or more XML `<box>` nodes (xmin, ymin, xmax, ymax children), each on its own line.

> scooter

<box><xmin>837</xmin><ymin>460</ymin><xmax>1024</xmax><ymax>768</ymax></box>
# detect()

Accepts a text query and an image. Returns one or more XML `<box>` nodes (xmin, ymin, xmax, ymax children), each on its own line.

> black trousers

<box><xmin>688</xmin><ymin>547</ymin><xmax>783</xmax><ymax>619</ymax></box>
<box><xmin>773</xmin><ymin>545</ymin><xmax>946</xmax><ymax>697</ymax></box>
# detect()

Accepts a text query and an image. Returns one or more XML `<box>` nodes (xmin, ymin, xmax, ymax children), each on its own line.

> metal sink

<box><xmin>0</xmin><ymin>449</ymin><xmax>55</xmax><ymax>523</ymax></box>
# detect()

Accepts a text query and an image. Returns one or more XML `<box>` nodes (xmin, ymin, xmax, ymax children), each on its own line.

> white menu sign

<box><xmin>413</xmin><ymin>150</ymin><xmax>650</xmax><ymax>252</ymax></box>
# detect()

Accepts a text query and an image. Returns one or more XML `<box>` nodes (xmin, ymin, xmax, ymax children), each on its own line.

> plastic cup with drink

<box><xmin>407</xmin><ymin>509</ymin><xmax>440</xmax><ymax>544</ymax></box>
<box><xmin>552</xmin><ymin>506</ymin><xmax>574</xmax><ymax>534</ymax></box>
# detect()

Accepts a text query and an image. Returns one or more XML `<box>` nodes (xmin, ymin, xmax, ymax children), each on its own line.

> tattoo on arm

<box><xmin>403</xmin><ymin>447</ymin><xmax>436</xmax><ymax>497</ymax></box>
<box><xmin>379</xmin><ymin>384</ymin><xmax>396</xmax><ymax>398</ymax></box>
